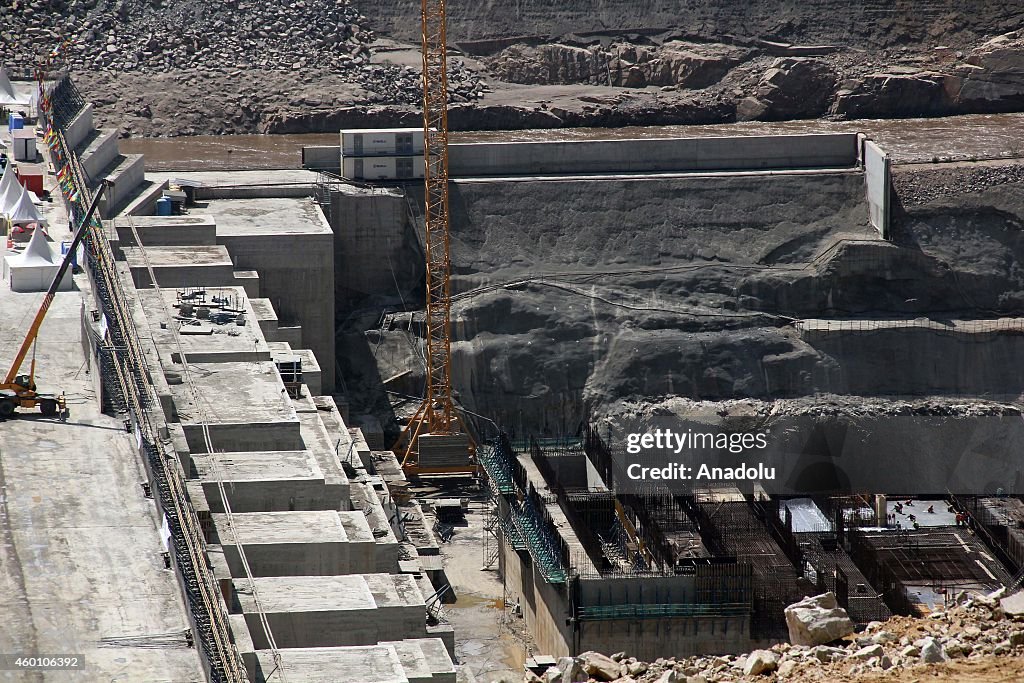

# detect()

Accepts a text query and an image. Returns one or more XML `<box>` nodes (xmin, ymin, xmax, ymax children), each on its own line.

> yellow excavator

<box><xmin>0</xmin><ymin>186</ymin><xmax>103</xmax><ymax>418</ymax></box>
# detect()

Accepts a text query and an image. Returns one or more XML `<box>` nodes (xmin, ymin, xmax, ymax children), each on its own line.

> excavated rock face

<box><xmin>832</xmin><ymin>31</ymin><xmax>1024</xmax><ymax>118</ymax></box>
<box><xmin>485</xmin><ymin>41</ymin><xmax>751</xmax><ymax>89</ymax></box>
<box><xmin>349</xmin><ymin>167</ymin><xmax>1024</xmax><ymax>437</ymax></box>
<box><xmin>737</xmin><ymin>58</ymin><xmax>837</xmax><ymax>121</ymax></box>
<box><xmin>832</xmin><ymin>72</ymin><xmax>949</xmax><ymax>118</ymax></box>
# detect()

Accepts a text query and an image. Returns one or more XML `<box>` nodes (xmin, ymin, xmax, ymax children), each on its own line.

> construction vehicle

<box><xmin>392</xmin><ymin>0</ymin><xmax>477</xmax><ymax>475</ymax></box>
<box><xmin>0</xmin><ymin>185</ymin><xmax>103</xmax><ymax>418</ymax></box>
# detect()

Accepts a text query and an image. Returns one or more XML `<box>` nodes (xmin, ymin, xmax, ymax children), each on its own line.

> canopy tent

<box><xmin>0</xmin><ymin>162</ymin><xmax>15</xmax><ymax>198</ymax></box>
<box><xmin>2</xmin><ymin>221</ymin><xmax>71</xmax><ymax>292</ymax></box>
<box><xmin>4</xmin><ymin>184</ymin><xmax>46</xmax><ymax>225</ymax></box>
<box><xmin>0</xmin><ymin>67</ymin><xmax>33</xmax><ymax>108</ymax></box>
<box><xmin>0</xmin><ymin>168</ymin><xmax>24</xmax><ymax>213</ymax></box>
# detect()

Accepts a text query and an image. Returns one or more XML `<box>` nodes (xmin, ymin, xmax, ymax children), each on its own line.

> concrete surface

<box><xmin>246</xmin><ymin>645</ymin><xmax>409</xmax><ymax>683</ymax></box>
<box><xmin>445</xmin><ymin>134</ymin><xmax>859</xmax><ymax>177</ymax></box>
<box><xmin>0</xmin><ymin>276</ymin><xmax>204</xmax><ymax>682</ymax></box>
<box><xmin>111</xmin><ymin>215</ymin><xmax>218</xmax><ymax>247</ymax></box>
<box><xmin>122</xmin><ymin>245</ymin><xmax>237</xmax><ymax>289</ymax></box>
<box><xmin>201</xmin><ymin>197</ymin><xmax>336</xmax><ymax>392</ymax></box>
<box><xmin>213</xmin><ymin>510</ymin><xmax>353</xmax><ymax>576</ymax></box>
<box><xmin>864</xmin><ymin>137</ymin><xmax>891</xmax><ymax>238</ymax></box>
<box><xmin>192</xmin><ymin>450</ymin><xmax>345</xmax><ymax>513</ymax></box>
<box><xmin>136</xmin><ymin>286</ymin><xmax>272</xmax><ymax>365</ymax></box>
<box><xmin>167</xmin><ymin>360</ymin><xmax>302</xmax><ymax>452</ymax></box>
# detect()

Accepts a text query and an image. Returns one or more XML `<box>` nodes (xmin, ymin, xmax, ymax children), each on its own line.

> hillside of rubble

<box><xmin>4</xmin><ymin>0</ymin><xmax>1024</xmax><ymax>135</ymax></box>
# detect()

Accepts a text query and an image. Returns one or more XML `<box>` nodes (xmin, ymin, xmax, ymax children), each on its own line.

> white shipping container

<box><xmin>342</xmin><ymin>155</ymin><xmax>425</xmax><ymax>180</ymax></box>
<box><xmin>340</xmin><ymin>128</ymin><xmax>424</xmax><ymax>156</ymax></box>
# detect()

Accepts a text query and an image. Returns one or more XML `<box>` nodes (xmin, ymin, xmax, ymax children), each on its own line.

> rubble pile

<box><xmin>524</xmin><ymin>590</ymin><xmax>1024</xmax><ymax>682</ymax></box>
<box><xmin>0</xmin><ymin>0</ymin><xmax>485</xmax><ymax>105</ymax></box>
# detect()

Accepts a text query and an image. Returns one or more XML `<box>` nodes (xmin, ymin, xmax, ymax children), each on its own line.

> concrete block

<box><xmin>214</xmin><ymin>510</ymin><xmax>352</xmax><ymax>576</ymax></box>
<box><xmin>123</xmin><ymin>245</ymin><xmax>237</xmax><ymax>289</ymax></box>
<box><xmin>247</xmin><ymin>645</ymin><xmax>410</xmax><ymax>683</ymax></box>
<box><xmin>194</xmin><ymin>450</ymin><xmax>342</xmax><ymax>513</ymax></box>
<box><xmin>233</xmin><ymin>270</ymin><xmax>260</xmax><ymax>298</ymax></box>
<box><xmin>236</xmin><ymin>574</ymin><xmax>427</xmax><ymax>649</ymax></box>
<box><xmin>78</xmin><ymin>128</ymin><xmax>120</xmax><ymax>180</ymax></box>
<box><xmin>113</xmin><ymin>215</ymin><xmax>218</xmax><ymax>247</ymax></box>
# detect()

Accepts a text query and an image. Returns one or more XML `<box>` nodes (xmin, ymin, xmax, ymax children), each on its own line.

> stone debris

<box><xmin>784</xmin><ymin>592</ymin><xmax>855</xmax><ymax>646</ymax></box>
<box><xmin>0</xmin><ymin>0</ymin><xmax>486</xmax><ymax>107</ymax></box>
<box><xmin>579</xmin><ymin>651</ymin><xmax>622</xmax><ymax>681</ymax></box>
<box><xmin>523</xmin><ymin>589</ymin><xmax>1024</xmax><ymax>682</ymax></box>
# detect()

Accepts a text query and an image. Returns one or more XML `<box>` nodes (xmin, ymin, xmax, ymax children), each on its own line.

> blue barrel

<box><xmin>8</xmin><ymin>113</ymin><xmax>23</xmax><ymax>131</ymax></box>
<box><xmin>156</xmin><ymin>197</ymin><xmax>172</xmax><ymax>216</ymax></box>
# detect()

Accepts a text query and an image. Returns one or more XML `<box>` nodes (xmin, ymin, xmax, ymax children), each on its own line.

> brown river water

<box><xmin>118</xmin><ymin>113</ymin><xmax>1024</xmax><ymax>171</ymax></box>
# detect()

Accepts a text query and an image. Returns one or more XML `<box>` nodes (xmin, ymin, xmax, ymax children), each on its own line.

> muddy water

<box><xmin>119</xmin><ymin>112</ymin><xmax>1024</xmax><ymax>171</ymax></box>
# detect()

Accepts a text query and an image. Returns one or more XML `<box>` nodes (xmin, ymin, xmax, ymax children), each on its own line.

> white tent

<box><xmin>0</xmin><ymin>170</ymin><xmax>24</xmax><ymax>214</ymax></box>
<box><xmin>0</xmin><ymin>67</ymin><xmax>32</xmax><ymax>108</ymax></box>
<box><xmin>0</xmin><ymin>162</ymin><xmax>15</xmax><ymax>199</ymax></box>
<box><xmin>2</xmin><ymin>223</ymin><xmax>71</xmax><ymax>292</ymax></box>
<box><xmin>4</xmin><ymin>185</ymin><xmax>45</xmax><ymax>225</ymax></box>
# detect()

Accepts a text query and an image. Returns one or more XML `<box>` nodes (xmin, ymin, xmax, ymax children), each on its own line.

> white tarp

<box><xmin>0</xmin><ymin>67</ymin><xmax>32</xmax><ymax>107</ymax></box>
<box><xmin>2</xmin><ymin>224</ymin><xmax>71</xmax><ymax>292</ymax></box>
<box><xmin>4</xmin><ymin>184</ymin><xmax>46</xmax><ymax>225</ymax></box>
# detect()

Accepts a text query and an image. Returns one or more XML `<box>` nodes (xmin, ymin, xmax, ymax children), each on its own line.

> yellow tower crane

<box><xmin>393</xmin><ymin>0</ymin><xmax>476</xmax><ymax>475</ymax></box>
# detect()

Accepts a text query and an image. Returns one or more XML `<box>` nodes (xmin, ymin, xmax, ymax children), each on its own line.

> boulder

<box><xmin>919</xmin><ymin>637</ymin><xmax>948</xmax><ymax>664</ymax></box>
<box><xmin>784</xmin><ymin>593</ymin><xmax>855</xmax><ymax>646</ymax></box>
<box><xmin>811</xmin><ymin>645</ymin><xmax>847</xmax><ymax>663</ymax></box>
<box><xmin>776</xmin><ymin>659</ymin><xmax>798</xmax><ymax>677</ymax></box>
<box><xmin>831</xmin><ymin>72</ymin><xmax>947</xmax><ymax>118</ymax></box>
<box><xmin>627</xmin><ymin>661</ymin><xmax>648</xmax><ymax>676</ymax></box>
<box><xmin>578</xmin><ymin>651</ymin><xmax>620</xmax><ymax>681</ymax></box>
<box><xmin>1000</xmin><ymin>590</ymin><xmax>1024</xmax><ymax>617</ymax></box>
<box><xmin>743</xmin><ymin>650</ymin><xmax>779</xmax><ymax>676</ymax></box>
<box><xmin>737</xmin><ymin>57</ymin><xmax>836</xmax><ymax>121</ymax></box>
<box><xmin>852</xmin><ymin>644</ymin><xmax>884</xmax><ymax>660</ymax></box>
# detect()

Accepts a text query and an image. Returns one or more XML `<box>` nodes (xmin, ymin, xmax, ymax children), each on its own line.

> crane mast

<box><xmin>421</xmin><ymin>0</ymin><xmax>454</xmax><ymax>435</ymax></box>
<box><xmin>394</xmin><ymin>0</ymin><xmax>475</xmax><ymax>472</ymax></box>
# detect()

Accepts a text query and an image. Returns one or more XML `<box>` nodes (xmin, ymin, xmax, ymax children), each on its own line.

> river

<box><xmin>118</xmin><ymin>113</ymin><xmax>1024</xmax><ymax>171</ymax></box>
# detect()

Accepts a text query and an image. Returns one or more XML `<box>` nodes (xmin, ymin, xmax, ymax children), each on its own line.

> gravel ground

<box><xmin>893</xmin><ymin>161</ymin><xmax>1024</xmax><ymax>207</ymax></box>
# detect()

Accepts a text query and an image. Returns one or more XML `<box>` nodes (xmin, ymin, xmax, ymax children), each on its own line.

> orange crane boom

<box><xmin>1</xmin><ymin>181</ymin><xmax>104</xmax><ymax>417</ymax></box>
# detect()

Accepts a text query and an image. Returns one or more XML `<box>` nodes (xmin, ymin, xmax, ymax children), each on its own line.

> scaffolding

<box><xmin>478</xmin><ymin>435</ymin><xmax>567</xmax><ymax>583</ymax></box>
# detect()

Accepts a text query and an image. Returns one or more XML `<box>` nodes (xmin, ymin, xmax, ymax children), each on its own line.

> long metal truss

<box><xmin>420</xmin><ymin>0</ymin><xmax>453</xmax><ymax>433</ymax></box>
<box><xmin>394</xmin><ymin>0</ymin><xmax>476</xmax><ymax>471</ymax></box>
